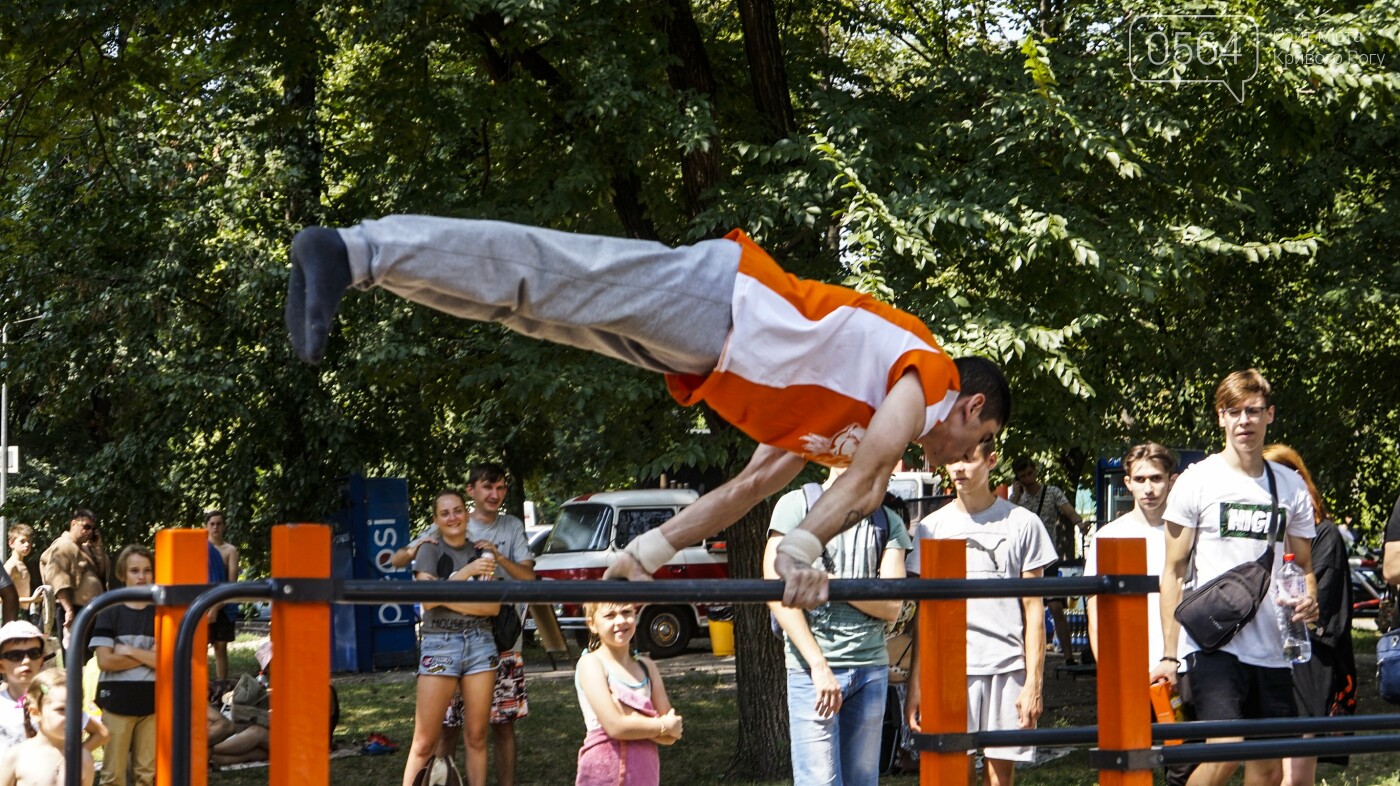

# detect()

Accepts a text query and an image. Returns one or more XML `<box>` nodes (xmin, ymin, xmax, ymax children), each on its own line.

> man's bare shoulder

<box><xmin>216</xmin><ymin>542</ymin><xmax>239</xmax><ymax>559</ymax></box>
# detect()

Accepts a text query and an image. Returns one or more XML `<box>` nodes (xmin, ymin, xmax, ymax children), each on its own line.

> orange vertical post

<box><xmin>1095</xmin><ymin>538</ymin><xmax>1153</xmax><ymax>786</ymax></box>
<box><xmin>919</xmin><ymin>538</ymin><xmax>968</xmax><ymax>786</ymax></box>
<box><xmin>155</xmin><ymin>529</ymin><xmax>209</xmax><ymax>786</ymax></box>
<box><xmin>270</xmin><ymin>524</ymin><xmax>332</xmax><ymax>786</ymax></box>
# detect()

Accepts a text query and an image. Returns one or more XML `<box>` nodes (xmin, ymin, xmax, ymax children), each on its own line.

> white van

<box><xmin>533</xmin><ymin>489</ymin><xmax>727</xmax><ymax>658</ymax></box>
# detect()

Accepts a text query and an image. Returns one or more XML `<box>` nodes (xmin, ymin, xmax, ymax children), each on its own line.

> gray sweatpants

<box><xmin>338</xmin><ymin>215</ymin><xmax>739</xmax><ymax>376</ymax></box>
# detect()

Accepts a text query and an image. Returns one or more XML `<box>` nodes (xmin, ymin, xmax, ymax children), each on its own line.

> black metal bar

<box><xmin>335</xmin><ymin>575</ymin><xmax>1156</xmax><ymax>605</ymax></box>
<box><xmin>170</xmin><ymin>581</ymin><xmax>275</xmax><ymax>786</ymax></box>
<box><xmin>1155</xmin><ymin>713</ymin><xmax>1400</xmax><ymax>741</ymax></box>
<box><xmin>1088</xmin><ymin>747</ymin><xmax>1164</xmax><ymax>770</ymax></box>
<box><xmin>64</xmin><ymin>587</ymin><xmax>158</xmax><ymax>786</ymax></box>
<box><xmin>914</xmin><ymin>726</ymin><xmax>1099</xmax><ymax>751</ymax></box>
<box><xmin>914</xmin><ymin>712</ymin><xmax>1400</xmax><ymax>754</ymax></box>
<box><xmin>1158</xmin><ymin>733</ymin><xmax>1400</xmax><ymax>766</ymax></box>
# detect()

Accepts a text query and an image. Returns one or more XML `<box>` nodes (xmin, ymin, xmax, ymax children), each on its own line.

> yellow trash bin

<box><xmin>708</xmin><ymin>619</ymin><xmax>735</xmax><ymax>657</ymax></box>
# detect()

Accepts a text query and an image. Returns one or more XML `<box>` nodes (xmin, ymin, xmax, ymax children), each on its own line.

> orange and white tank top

<box><xmin>666</xmin><ymin>230</ymin><xmax>960</xmax><ymax>467</ymax></box>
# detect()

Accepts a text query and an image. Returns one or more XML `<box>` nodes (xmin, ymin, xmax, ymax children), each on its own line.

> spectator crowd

<box><xmin>1</xmin><ymin>368</ymin><xmax>1392</xmax><ymax>786</ymax></box>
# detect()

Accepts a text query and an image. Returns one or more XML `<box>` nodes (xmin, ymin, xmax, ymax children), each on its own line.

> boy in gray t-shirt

<box><xmin>905</xmin><ymin>442</ymin><xmax>1055</xmax><ymax>785</ymax></box>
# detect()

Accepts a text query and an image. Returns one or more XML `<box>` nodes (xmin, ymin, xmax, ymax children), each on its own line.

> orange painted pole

<box><xmin>269</xmin><ymin>524</ymin><xmax>332</xmax><ymax>786</ymax></box>
<box><xmin>919</xmin><ymin>538</ymin><xmax>968</xmax><ymax>786</ymax></box>
<box><xmin>1095</xmin><ymin>538</ymin><xmax>1153</xmax><ymax>786</ymax></box>
<box><xmin>155</xmin><ymin>529</ymin><xmax>209</xmax><ymax>786</ymax></box>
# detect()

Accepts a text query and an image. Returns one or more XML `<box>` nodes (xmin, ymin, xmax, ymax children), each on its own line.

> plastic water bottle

<box><xmin>1275</xmin><ymin>553</ymin><xmax>1312</xmax><ymax>664</ymax></box>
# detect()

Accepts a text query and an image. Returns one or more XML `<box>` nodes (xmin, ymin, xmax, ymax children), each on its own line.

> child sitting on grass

<box><xmin>0</xmin><ymin>621</ymin><xmax>107</xmax><ymax>755</ymax></box>
<box><xmin>574</xmin><ymin>603</ymin><xmax>681</xmax><ymax>786</ymax></box>
<box><xmin>0</xmin><ymin>670</ymin><xmax>94</xmax><ymax>786</ymax></box>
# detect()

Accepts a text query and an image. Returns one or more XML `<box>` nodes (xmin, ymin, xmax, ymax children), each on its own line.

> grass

<box><xmin>203</xmin><ymin>629</ymin><xmax>1400</xmax><ymax>786</ymax></box>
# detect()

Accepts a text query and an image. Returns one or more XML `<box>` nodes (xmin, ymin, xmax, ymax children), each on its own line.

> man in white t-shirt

<box><xmin>1085</xmin><ymin>442</ymin><xmax>1178</xmax><ymax>670</ymax></box>
<box><xmin>905</xmin><ymin>441</ymin><xmax>1057</xmax><ymax>786</ymax></box>
<box><xmin>1085</xmin><ymin>443</ymin><xmax>1198</xmax><ymax>786</ymax></box>
<box><xmin>1149</xmin><ymin>370</ymin><xmax>1319</xmax><ymax>786</ymax></box>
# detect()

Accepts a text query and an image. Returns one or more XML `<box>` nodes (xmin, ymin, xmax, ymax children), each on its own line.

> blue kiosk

<box><xmin>329</xmin><ymin>474</ymin><xmax>419</xmax><ymax>672</ymax></box>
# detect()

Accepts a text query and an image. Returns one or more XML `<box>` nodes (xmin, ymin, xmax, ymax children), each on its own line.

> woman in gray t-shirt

<box><xmin>402</xmin><ymin>490</ymin><xmax>499</xmax><ymax>786</ymax></box>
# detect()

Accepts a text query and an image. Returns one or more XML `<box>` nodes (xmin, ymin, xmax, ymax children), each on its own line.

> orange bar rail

<box><xmin>1094</xmin><ymin>537</ymin><xmax>1153</xmax><ymax>786</ymax></box>
<box><xmin>270</xmin><ymin>524</ymin><xmax>333</xmax><ymax>786</ymax></box>
<box><xmin>155</xmin><ymin>529</ymin><xmax>209</xmax><ymax>786</ymax></box>
<box><xmin>919</xmin><ymin>538</ymin><xmax>968</xmax><ymax>786</ymax></box>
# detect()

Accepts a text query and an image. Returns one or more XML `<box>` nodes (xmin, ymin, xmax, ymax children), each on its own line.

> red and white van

<box><xmin>533</xmin><ymin>489</ymin><xmax>728</xmax><ymax>658</ymax></box>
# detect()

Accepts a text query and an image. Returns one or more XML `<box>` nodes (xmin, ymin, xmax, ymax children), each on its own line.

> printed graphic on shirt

<box><xmin>965</xmin><ymin>535</ymin><xmax>1007</xmax><ymax>573</ymax></box>
<box><xmin>1218</xmin><ymin>502</ymin><xmax>1287</xmax><ymax>540</ymax></box>
<box><xmin>800</xmin><ymin>423</ymin><xmax>865</xmax><ymax>464</ymax></box>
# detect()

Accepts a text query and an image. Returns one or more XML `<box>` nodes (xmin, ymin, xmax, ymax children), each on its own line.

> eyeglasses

<box><xmin>0</xmin><ymin>647</ymin><xmax>43</xmax><ymax>663</ymax></box>
<box><xmin>1219</xmin><ymin>406</ymin><xmax>1269</xmax><ymax>421</ymax></box>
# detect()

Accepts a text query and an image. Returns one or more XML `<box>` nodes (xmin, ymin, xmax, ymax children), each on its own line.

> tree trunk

<box><xmin>735</xmin><ymin>0</ymin><xmax>797</xmax><ymax>141</ymax></box>
<box><xmin>724</xmin><ymin>497</ymin><xmax>791</xmax><ymax>780</ymax></box>
<box><xmin>658</xmin><ymin>0</ymin><xmax>721</xmax><ymax>222</ymax></box>
<box><xmin>280</xmin><ymin>3</ymin><xmax>323</xmax><ymax>227</ymax></box>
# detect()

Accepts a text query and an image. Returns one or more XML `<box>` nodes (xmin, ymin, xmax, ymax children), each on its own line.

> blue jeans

<box><xmin>787</xmin><ymin>665</ymin><xmax>888</xmax><ymax>786</ymax></box>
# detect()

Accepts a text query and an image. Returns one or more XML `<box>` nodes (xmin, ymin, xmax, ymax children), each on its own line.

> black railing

<box><xmin>60</xmin><ymin>574</ymin><xmax>1400</xmax><ymax>786</ymax></box>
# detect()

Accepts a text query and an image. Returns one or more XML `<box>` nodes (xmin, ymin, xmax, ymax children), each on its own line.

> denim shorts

<box><xmin>419</xmin><ymin>627</ymin><xmax>498</xmax><ymax>679</ymax></box>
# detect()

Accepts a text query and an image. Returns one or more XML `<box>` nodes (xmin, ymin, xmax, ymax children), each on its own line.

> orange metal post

<box><xmin>155</xmin><ymin>529</ymin><xmax>209</xmax><ymax>786</ymax></box>
<box><xmin>919</xmin><ymin>538</ymin><xmax>968</xmax><ymax>786</ymax></box>
<box><xmin>1095</xmin><ymin>538</ymin><xmax>1153</xmax><ymax>786</ymax></box>
<box><xmin>270</xmin><ymin>524</ymin><xmax>332</xmax><ymax>786</ymax></box>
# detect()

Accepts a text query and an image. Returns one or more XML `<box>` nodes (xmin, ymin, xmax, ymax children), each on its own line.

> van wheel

<box><xmin>638</xmin><ymin>606</ymin><xmax>691</xmax><ymax>659</ymax></box>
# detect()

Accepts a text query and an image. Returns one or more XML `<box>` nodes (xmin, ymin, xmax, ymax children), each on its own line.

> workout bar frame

<box><xmin>914</xmin><ymin>713</ymin><xmax>1400</xmax><ymax>752</ymax></box>
<box><xmin>59</xmin><ymin>528</ymin><xmax>1400</xmax><ymax>786</ymax></box>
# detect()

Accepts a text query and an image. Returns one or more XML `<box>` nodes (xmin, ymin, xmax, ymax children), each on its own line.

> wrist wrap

<box><xmin>625</xmin><ymin>528</ymin><xmax>677</xmax><ymax>574</ymax></box>
<box><xmin>776</xmin><ymin>529</ymin><xmax>824</xmax><ymax>567</ymax></box>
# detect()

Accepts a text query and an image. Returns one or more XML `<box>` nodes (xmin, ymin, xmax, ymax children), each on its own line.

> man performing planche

<box><xmin>286</xmin><ymin>217</ymin><xmax>1009</xmax><ymax>607</ymax></box>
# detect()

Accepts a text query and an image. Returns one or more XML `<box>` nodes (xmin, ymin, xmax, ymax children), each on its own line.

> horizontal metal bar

<box><xmin>915</xmin><ymin>713</ymin><xmax>1400</xmax><ymax>754</ymax></box>
<box><xmin>913</xmin><ymin>726</ymin><xmax>1098</xmax><ymax>751</ymax></box>
<box><xmin>335</xmin><ymin>575</ymin><xmax>1155</xmax><ymax>605</ymax></box>
<box><xmin>1158</xmin><ymin>733</ymin><xmax>1400</xmax><ymax>765</ymax></box>
<box><xmin>1155</xmin><ymin>713</ymin><xmax>1400</xmax><ymax>741</ymax></box>
<box><xmin>1089</xmin><ymin>748</ymin><xmax>1163</xmax><ymax>771</ymax></box>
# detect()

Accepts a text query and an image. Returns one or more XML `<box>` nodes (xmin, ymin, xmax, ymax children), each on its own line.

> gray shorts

<box><xmin>419</xmin><ymin>628</ymin><xmax>498</xmax><ymax>679</ymax></box>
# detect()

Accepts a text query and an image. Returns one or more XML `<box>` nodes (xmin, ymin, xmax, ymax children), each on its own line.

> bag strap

<box><xmin>1256</xmin><ymin>462</ymin><xmax>1281</xmax><ymax>567</ymax></box>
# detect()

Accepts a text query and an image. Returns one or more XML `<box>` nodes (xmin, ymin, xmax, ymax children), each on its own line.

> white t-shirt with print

<box><xmin>906</xmin><ymin>497</ymin><xmax>1057</xmax><ymax>675</ymax></box>
<box><xmin>1084</xmin><ymin>514</ymin><xmax>1166</xmax><ymax>672</ymax></box>
<box><xmin>1162</xmin><ymin>454</ymin><xmax>1316</xmax><ymax>668</ymax></box>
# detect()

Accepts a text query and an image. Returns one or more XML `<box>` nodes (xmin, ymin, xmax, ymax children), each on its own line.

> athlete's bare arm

<box><xmin>773</xmin><ymin>372</ymin><xmax>928</xmax><ymax>608</ymax></box>
<box><xmin>601</xmin><ymin>445</ymin><xmax>807</xmax><ymax>582</ymax></box>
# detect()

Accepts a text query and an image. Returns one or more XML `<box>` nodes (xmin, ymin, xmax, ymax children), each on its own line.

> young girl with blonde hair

<box><xmin>0</xmin><ymin>669</ymin><xmax>94</xmax><ymax>786</ymax></box>
<box><xmin>573</xmin><ymin>603</ymin><xmax>682</xmax><ymax>786</ymax></box>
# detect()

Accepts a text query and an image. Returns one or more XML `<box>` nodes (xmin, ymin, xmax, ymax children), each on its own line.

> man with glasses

<box><xmin>1009</xmin><ymin>457</ymin><xmax>1085</xmax><ymax>664</ymax></box>
<box><xmin>1150</xmin><ymin>370</ymin><xmax>1319</xmax><ymax>786</ymax></box>
<box><xmin>39</xmin><ymin>509</ymin><xmax>108</xmax><ymax>652</ymax></box>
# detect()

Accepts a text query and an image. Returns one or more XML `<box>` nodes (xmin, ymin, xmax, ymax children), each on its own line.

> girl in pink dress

<box><xmin>573</xmin><ymin>603</ymin><xmax>682</xmax><ymax>786</ymax></box>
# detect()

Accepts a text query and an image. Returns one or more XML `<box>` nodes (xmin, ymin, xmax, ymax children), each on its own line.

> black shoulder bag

<box><xmin>1173</xmin><ymin>463</ymin><xmax>1280</xmax><ymax>652</ymax></box>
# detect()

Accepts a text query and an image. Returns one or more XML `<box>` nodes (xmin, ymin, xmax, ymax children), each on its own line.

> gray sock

<box><xmin>286</xmin><ymin>227</ymin><xmax>352</xmax><ymax>364</ymax></box>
